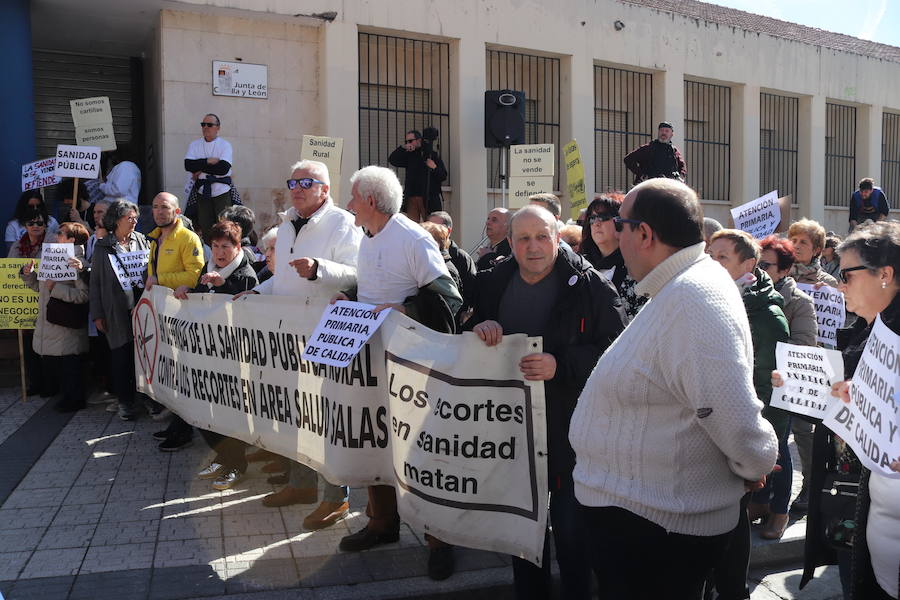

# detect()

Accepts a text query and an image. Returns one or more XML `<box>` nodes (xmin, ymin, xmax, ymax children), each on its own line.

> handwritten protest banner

<box><xmin>770</xmin><ymin>342</ymin><xmax>844</xmax><ymax>419</ymax></box>
<box><xmin>135</xmin><ymin>288</ymin><xmax>548</xmax><ymax>563</ymax></box>
<box><xmin>0</xmin><ymin>259</ymin><xmax>39</xmax><ymax>329</ymax></box>
<box><xmin>21</xmin><ymin>158</ymin><xmax>61</xmax><ymax>192</ymax></box>
<box><xmin>797</xmin><ymin>283</ymin><xmax>846</xmax><ymax>346</ymax></box>
<box><xmin>823</xmin><ymin>315</ymin><xmax>900</xmax><ymax>478</ymax></box>
<box><xmin>37</xmin><ymin>244</ymin><xmax>76</xmax><ymax>281</ymax></box>
<box><xmin>564</xmin><ymin>139</ymin><xmax>587</xmax><ymax>221</ymax></box>
<box><xmin>731</xmin><ymin>190</ymin><xmax>780</xmax><ymax>239</ymax></box>
<box><xmin>54</xmin><ymin>145</ymin><xmax>101</xmax><ymax>179</ymax></box>
<box><xmin>108</xmin><ymin>250</ymin><xmax>149</xmax><ymax>291</ymax></box>
<box><xmin>301</xmin><ymin>301</ymin><xmax>390</xmax><ymax>367</ymax></box>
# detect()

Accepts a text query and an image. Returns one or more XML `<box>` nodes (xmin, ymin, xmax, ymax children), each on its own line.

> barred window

<box><xmin>485</xmin><ymin>49</ymin><xmax>560</xmax><ymax>189</ymax></box>
<box><xmin>760</xmin><ymin>93</ymin><xmax>798</xmax><ymax>202</ymax></box>
<box><xmin>594</xmin><ymin>65</ymin><xmax>653</xmax><ymax>193</ymax></box>
<box><xmin>684</xmin><ymin>81</ymin><xmax>731</xmax><ymax>202</ymax></box>
<box><xmin>358</xmin><ymin>33</ymin><xmax>450</xmax><ymax>175</ymax></box>
<box><xmin>825</xmin><ymin>103</ymin><xmax>856</xmax><ymax>207</ymax></box>
<box><xmin>881</xmin><ymin>112</ymin><xmax>900</xmax><ymax>206</ymax></box>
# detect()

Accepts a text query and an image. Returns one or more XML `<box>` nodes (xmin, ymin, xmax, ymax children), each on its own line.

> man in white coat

<box><xmin>235</xmin><ymin>159</ymin><xmax>361</xmax><ymax>530</ymax></box>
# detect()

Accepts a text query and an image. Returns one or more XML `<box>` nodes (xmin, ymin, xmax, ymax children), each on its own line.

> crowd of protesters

<box><xmin>8</xmin><ymin>127</ymin><xmax>900</xmax><ymax>600</ymax></box>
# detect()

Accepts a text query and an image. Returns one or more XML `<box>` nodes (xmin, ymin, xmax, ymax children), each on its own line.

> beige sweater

<box><xmin>569</xmin><ymin>243</ymin><xmax>778</xmax><ymax>536</ymax></box>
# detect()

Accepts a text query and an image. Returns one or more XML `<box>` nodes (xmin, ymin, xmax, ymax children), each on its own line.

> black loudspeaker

<box><xmin>484</xmin><ymin>90</ymin><xmax>526</xmax><ymax>148</ymax></box>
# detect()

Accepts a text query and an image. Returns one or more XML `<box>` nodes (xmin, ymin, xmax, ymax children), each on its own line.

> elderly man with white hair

<box><xmin>336</xmin><ymin>165</ymin><xmax>461</xmax><ymax>580</ymax></box>
<box><xmin>234</xmin><ymin>159</ymin><xmax>361</xmax><ymax>530</ymax></box>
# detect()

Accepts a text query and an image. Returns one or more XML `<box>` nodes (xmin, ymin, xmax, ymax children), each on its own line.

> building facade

<box><xmin>8</xmin><ymin>0</ymin><xmax>900</xmax><ymax>247</ymax></box>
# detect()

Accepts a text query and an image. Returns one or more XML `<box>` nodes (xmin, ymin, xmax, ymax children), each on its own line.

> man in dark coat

<box><xmin>466</xmin><ymin>205</ymin><xmax>628</xmax><ymax>600</ymax></box>
<box><xmin>388</xmin><ymin>129</ymin><xmax>447</xmax><ymax>222</ymax></box>
<box><xmin>623</xmin><ymin>121</ymin><xmax>686</xmax><ymax>185</ymax></box>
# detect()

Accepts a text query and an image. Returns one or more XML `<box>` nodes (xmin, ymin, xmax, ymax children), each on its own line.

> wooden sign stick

<box><xmin>18</xmin><ymin>330</ymin><xmax>27</xmax><ymax>402</ymax></box>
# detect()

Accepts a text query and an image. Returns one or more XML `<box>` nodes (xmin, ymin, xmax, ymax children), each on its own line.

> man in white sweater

<box><xmin>568</xmin><ymin>178</ymin><xmax>778</xmax><ymax>599</ymax></box>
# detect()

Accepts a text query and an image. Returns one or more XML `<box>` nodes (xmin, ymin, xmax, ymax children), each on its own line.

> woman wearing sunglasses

<box><xmin>774</xmin><ymin>221</ymin><xmax>900</xmax><ymax>599</ymax></box>
<box><xmin>579</xmin><ymin>194</ymin><xmax>646</xmax><ymax>317</ymax></box>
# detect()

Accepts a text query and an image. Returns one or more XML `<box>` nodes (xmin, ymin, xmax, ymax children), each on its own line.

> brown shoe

<box><xmin>303</xmin><ymin>501</ymin><xmax>349</xmax><ymax>530</ymax></box>
<box><xmin>246</xmin><ymin>448</ymin><xmax>277</xmax><ymax>463</ymax></box>
<box><xmin>748</xmin><ymin>502</ymin><xmax>770</xmax><ymax>524</ymax></box>
<box><xmin>261</xmin><ymin>460</ymin><xmax>288</xmax><ymax>474</ymax></box>
<box><xmin>262</xmin><ymin>486</ymin><xmax>317</xmax><ymax>507</ymax></box>
<box><xmin>760</xmin><ymin>513</ymin><xmax>789</xmax><ymax>540</ymax></box>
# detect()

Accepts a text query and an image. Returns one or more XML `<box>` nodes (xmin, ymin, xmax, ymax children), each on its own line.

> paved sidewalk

<box><xmin>0</xmin><ymin>388</ymin><xmax>837</xmax><ymax>600</ymax></box>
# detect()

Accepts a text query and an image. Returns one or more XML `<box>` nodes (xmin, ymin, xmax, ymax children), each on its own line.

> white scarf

<box><xmin>210</xmin><ymin>251</ymin><xmax>243</xmax><ymax>284</ymax></box>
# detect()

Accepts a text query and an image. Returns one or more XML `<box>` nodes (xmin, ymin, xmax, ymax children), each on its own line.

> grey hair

<box><xmin>703</xmin><ymin>217</ymin><xmax>723</xmax><ymax>241</ymax></box>
<box><xmin>259</xmin><ymin>226</ymin><xmax>278</xmax><ymax>251</ymax></box>
<box><xmin>509</xmin><ymin>205</ymin><xmax>560</xmax><ymax>238</ymax></box>
<box><xmin>102</xmin><ymin>199</ymin><xmax>139</xmax><ymax>232</ymax></box>
<box><xmin>350</xmin><ymin>166</ymin><xmax>403</xmax><ymax>215</ymax></box>
<box><xmin>837</xmin><ymin>220</ymin><xmax>900</xmax><ymax>284</ymax></box>
<box><xmin>289</xmin><ymin>160</ymin><xmax>330</xmax><ymax>189</ymax></box>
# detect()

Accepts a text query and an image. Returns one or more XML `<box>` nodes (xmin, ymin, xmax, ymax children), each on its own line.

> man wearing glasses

<box><xmin>569</xmin><ymin>179</ymin><xmax>778</xmax><ymax>599</ymax></box>
<box><xmin>235</xmin><ymin>160</ymin><xmax>361</xmax><ymax>531</ymax></box>
<box><xmin>184</xmin><ymin>113</ymin><xmax>234</xmax><ymax>234</ymax></box>
<box><xmin>388</xmin><ymin>129</ymin><xmax>447</xmax><ymax>223</ymax></box>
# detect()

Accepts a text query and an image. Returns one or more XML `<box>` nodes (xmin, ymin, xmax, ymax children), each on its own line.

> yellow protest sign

<box><xmin>0</xmin><ymin>259</ymin><xmax>39</xmax><ymax>330</ymax></box>
<box><xmin>564</xmin><ymin>140</ymin><xmax>587</xmax><ymax>220</ymax></box>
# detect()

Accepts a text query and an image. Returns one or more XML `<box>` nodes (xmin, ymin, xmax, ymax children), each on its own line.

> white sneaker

<box><xmin>198</xmin><ymin>462</ymin><xmax>224</xmax><ymax>480</ymax></box>
<box><xmin>105</xmin><ymin>401</ymin><xmax>119</xmax><ymax>413</ymax></box>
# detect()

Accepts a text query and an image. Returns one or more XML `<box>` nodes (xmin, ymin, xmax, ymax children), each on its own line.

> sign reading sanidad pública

<box><xmin>54</xmin><ymin>145</ymin><xmax>101</xmax><ymax>179</ymax></box>
<box><xmin>0</xmin><ymin>259</ymin><xmax>39</xmax><ymax>330</ymax></box>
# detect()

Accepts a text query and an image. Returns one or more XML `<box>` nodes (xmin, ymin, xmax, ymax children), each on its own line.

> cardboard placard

<box><xmin>564</xmin><ymin>140</ymin><xmax>587</xmax><ymax>220</ymax></box>
<box><xmin>75</xmin><ymin>122</ymin><xmax>116</xmax><ymax>152</ymax></box>
<box><xmin>508</xmin><ymin>176</ymin><xmax>554</xmax><ymax>209</ymax></box>
<box><xmin>0</xmin><ymin>259</ymin><xmax>40</xmax><ymax>329</ymax></box>
<box><xmin>69</xmin><ymin>96</ymin><xmax>113</xmax><ymax>126</ymax></box>
<box><xmin>54</xmin><ymin>145</ymin><xmax>101</xmax><ymax>179</ymax></box>
<box><xmin>509</xmin><ymin>144</ymin><xmax>555</xmax><ymax>177</ymax></box>
<box><xmin>37</xmin><ymin>243</ymin><xmax>76</xmax><ymax>281</ymax></box>
<box><xmin>21</xmin><ymin>158</ymin><xmax>61</xmax><ymax>192</ymax></box>
<box><xmin>731</xmin><ymin>191</ymin><xmax>780</xmax><ymax>239</ymax></box>
<box><xmin>300</xmin><ymin>135</ymin><xmax>344</xmax><ymax>202</ymax></box>
<box><xmin>770</xmin><ymin>342</ymin><xmax>844</xmax><ymax>419</ymax></box>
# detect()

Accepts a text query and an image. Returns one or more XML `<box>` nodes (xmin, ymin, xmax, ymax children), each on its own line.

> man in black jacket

<box><xmin>388</xmin><ymin>129</ymin><xmax>447</xmax><ymax>222</ymax></box>
<box><xmin>428</xmin><ymin>210</ymin><xmax>477</xmax><ymax>322</ymax></box>
<box><xmin>623</xmin><ymin>121</ymin><xmax>686</xmax><ymax>186</ymax></box>
<box><xmin>466</xmin><ymin>205</ymin><xmax>628</xmax><ymax>600</ymax></box>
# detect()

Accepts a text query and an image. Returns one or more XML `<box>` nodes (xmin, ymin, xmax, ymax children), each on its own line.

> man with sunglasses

<box><xmin>234</xmin><ymin>159</ymin><xmax>361</xmax><ymax>530</ymax></box>
<box><xmin>569</xmin><ymin>178</ymin><xmax>778</xmax><ymax>600</ymax></box>
<box><xmin>184</xmin><ymin>113</ymin><xmax>234</xmax><ymax>234</ymax></box>
<box><xmin>388</xmin><ymin>129</ymin><xmax>447</xmax><ymax>223</ymax></box>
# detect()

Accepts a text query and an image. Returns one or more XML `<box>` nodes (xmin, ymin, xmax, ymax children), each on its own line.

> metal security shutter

<box><xmin>32</xmin><ymin>49</ymin><xmax>142</xmax><ymax>206</ymax></box>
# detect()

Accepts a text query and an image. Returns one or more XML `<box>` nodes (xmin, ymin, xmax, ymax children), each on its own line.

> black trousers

<box><xmin>580</xmin><ymin>505</ymin><xmax>730</xmax><ymax>600</ymax></box>
<box><xmin>42</xmin><ymin>354</ymin><xmax>85</xmax><ymax>408</ymax></box>
<box><xmin>199</xmin><ymin>429</ymin><xmax>247</xmax><ymax>471</ymax></box>
<box><xmin>110</xmin><ymin>341</ymin><xmax>136</xmax><ymax>412</ymax></box>
<box><xmin>711</xmin><ymin>493</ymin><xmax>751</xmax><ymax>600</ymax></box>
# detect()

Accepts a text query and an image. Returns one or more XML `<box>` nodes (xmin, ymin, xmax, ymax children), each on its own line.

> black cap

<box><xmin>658</xmin><ymin>121</ymin><xmax>674</xmax><ymax>130</ymax></box>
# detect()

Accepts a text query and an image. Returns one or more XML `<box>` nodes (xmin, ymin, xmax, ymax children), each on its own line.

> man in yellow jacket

<box><xmin>146</xmin><ymin>192</ymin><xmax>204</xmax><ymax>451</ymax></box>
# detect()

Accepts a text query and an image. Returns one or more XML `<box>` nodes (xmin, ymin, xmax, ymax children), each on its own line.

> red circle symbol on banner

<box><xmin>133</xmin><ymin>296</ymin><xmax>159</xmax><ymax>385</ymax></box>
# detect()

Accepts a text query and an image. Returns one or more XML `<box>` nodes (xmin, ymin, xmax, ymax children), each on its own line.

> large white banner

<box><xmin>135</xmin><ymin>288</ymin><xmax>548</xmax><ymax>563</ymax></box>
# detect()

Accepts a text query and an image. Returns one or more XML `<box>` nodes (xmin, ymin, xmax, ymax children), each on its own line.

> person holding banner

<box><xmin>338</xmin><ymin>165</ymin><xmax>461</xmax><ymax>580</ymax></box>
<box><xmin>579</xmin><ymin>193</ymin><xmax>647</xmax><ymax>318</ymax></box>
<box><xmin>468</xmin><ymin>204</ymin><xmax>628</xmax><ymax>600</ymax></box>
<box><xmin>570</xmin><ymin>179</ymin><xmax>778</xmax><ymax>600</ymax></box>
<box><xmin>789</xmin><ymin>219</ymin><xmax>840</xmax><ymax>289</ymax></box>
<box><xmin>174</xmin><ymin>220</ymin><xmax>257</xmax><ymax>490</ymax></box>
<box><xmin>780</xmin><ymin>221</ymin><xmax>900</xmax><ymax>598</ymax></box>
<box><xmin>19</xmin><ymin>223</ymin><xmax>90</xmax><ymax>411</ymax></box>
<box><xmin>90</xmin><ymin>200</ymin><xmax>150</xmax><ymax>421</ymax></box>
<box><xmin>234</xmin><ymin>160</ymin><xmax>359</xmax><ymax>530</ymax></box>
<box><xmin>6</xmin><ymin>191</ymin><xmax>59</xmax><ymax>255</ymax></box>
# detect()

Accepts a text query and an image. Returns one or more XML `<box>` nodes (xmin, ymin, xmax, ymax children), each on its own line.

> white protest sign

<box><xmin>731</xmin><ymin>190</ymin><xmax>780</xmax><ymax>239</ymax></box>
<box><xmin>212</xmin><ymin>61</ymin><xmax>268</xmax><ymax>99</ymax></box>
<box><xmin>135</xmin><ymin>288</ymin><xmax>548</xmax><ymax>563</ymax></box>
<box><xmin>75</xmin><ymin>122</ymin><xmax>116</xmax><ymax>151</ymax></box>
<box><xmin>70</xmin><ymin>96</ymin><xmax>112</xmax><ymax>126</ymax></box>
<box><xmin>37</xmin><ymin>243</ymin><xmax>76</xmax><ymax>281</ymax></box>
<box><xmin>797</xmin><ymin>283</ymin><xmax>846</xmax><ymax>346</ymax></box>
<box><xmin>54</xmin><ymin>145</ymin><xmax>101</xmax><ymax>179</ymax></box>
<box><xmin>508</xmin><ymin>176</ymin><xmax>554</xmax><ymax>209</ymax></box>
<box><xmin>108</xmin><ymin>250</ymin><xmax>149</xmax><ymax>291</ymax></box>
<box><xmin>509</xmin><ymin>144</ymin><xmax>555</xmax><ymax>177</ymax></box>
<box><xmin>301</xmin><ymin>301</ymin><xmax>391</xmax><ymax>367</ymax></box>
<box><xmin>300</xmin><ymin>135</ymin><xmax>343</xmax><ymax>201</ymax></box>
<box><xmin>770</xmin><ymin>342</ymin><xmax>844</xmax><ymax>419</ymax></box>
<box><xmin>21</xmin><ymin>158</ymin><xmax>61</xmax><ymax>192</ymax></box>
<box><xmin>823</xmin><ymin>315</ymin><xmax>900</xmax><ymax>478</ymax></box>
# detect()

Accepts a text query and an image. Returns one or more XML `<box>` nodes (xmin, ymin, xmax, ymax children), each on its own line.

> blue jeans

<box><xmin>512</xmin><ymin>476</ymin><xmax>592</xmax><ymax>600</ymax></box>
<box><xmin>289</xmin><ymin>460</ymin><xmax>348</xmax><ymax>503</ymax></box>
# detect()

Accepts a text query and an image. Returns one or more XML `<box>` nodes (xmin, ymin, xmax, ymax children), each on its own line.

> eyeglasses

<box><xmin>405</xmin><ymin>136</ymin><xmax>420</xmax><ymax>143</ymax></box>
<box><xmin>589</xmin><ymin>214</ymin><xmax>615</xmax><ymax>225</ymax></box>
<box><xmin>25</xmin><ymin>220</ymin><xmax>45</xmax><ymax>227</ymax></box>
<box><xmin>125</xmin><ymin>216</ymin><xmax>139</xmax><ymax>223</ymax></box>
<box><xmin>286</xmin><ymin>178</ymin><xmax>325</xmax><ymax>190</ymax></box>
<box><xmin>200</xmin><ymin>122</ymin><xmax>218</xmax><ymax>127</ymax></box>
<box><xmin>839</xmin><ymin>265</ymin><xmax>868</xmax><ymax>283</ymax></box>
<box><xmin>612</xmin><ymin>216</ymin><xmax>643</xmax><ymax>232</ymax></box>
<box><xmin>757</xmin><ymin>260</ymin><xmax>774</xmax><ymax>270</ymax></box>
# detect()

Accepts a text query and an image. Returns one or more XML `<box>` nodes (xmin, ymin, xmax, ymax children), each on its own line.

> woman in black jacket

<box><xmin>174</xmin><ymin>220</ymin><xmax>258</xmax><ymax>490</ymax></box>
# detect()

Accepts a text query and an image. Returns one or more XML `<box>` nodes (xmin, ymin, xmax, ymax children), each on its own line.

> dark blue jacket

<box><xmin>849</xmin><ymin>187</ymin><xmax>889</xmax><ymax>224</ymax></box>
